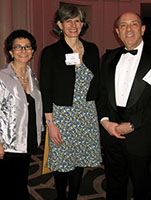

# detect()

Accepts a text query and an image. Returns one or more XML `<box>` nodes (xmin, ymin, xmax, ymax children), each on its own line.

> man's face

<box><xmin>116</xmin><ymin>12</ymin><xmax>145</xmax><ymax>50</ymax></box>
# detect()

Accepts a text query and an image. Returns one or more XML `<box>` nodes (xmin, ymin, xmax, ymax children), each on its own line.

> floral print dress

<box><xmin>47</xmin><ymin>63</ymin><xmax>102</xmax><ymax>172</ymax></box>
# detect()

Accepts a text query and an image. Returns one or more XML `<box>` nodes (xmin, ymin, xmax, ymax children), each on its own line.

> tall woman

<box><xmin>0</xmin><ymin>29</ymin><xmax>43</xmax><ymax>200</ymax></box>
<box><xmin>40</xmin><ymin>4</ymin><xmax>102</xmax><ymax>200</ymax></box>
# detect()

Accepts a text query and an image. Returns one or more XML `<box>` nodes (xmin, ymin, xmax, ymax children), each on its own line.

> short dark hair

<box><xmin>53</xmin><ymin>4</ymin><xmax>88</xmax><ymax>36</ymax></box>
<box><xmin>5</xmin><ymin>29</ymin><xmax>37</xmax><ymax>62</ymax></box>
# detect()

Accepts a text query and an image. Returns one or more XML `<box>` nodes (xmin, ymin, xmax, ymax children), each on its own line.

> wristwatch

<box><xmin>46</xmin><ymin>119</ymin><xmax>53</xmax><ymax>125</ymax></box>
<box><xmin>130</xmin><ymin>123</ymin><xmax>135</xmax><ymax>130</ymax></box>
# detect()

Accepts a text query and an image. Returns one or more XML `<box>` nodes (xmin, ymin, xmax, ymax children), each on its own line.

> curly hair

<box><xmin>53</xmin><ymin>4</ymin><xmax>88</xmax><ymax>37</ymax></box>
<box><xmin>5</xmin><ymin>29</ymin><xmax>37</xmax><ymax>62</ymax></box>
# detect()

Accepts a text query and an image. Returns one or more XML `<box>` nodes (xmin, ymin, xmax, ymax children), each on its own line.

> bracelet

<box><xmin>46</xmin><ymin>119</ymin><xmax>53</xmax><ymax>125</ymax></box>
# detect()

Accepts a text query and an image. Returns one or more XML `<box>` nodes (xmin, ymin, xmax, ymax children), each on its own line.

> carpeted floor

<box><xmin>28</xmin><ymin>140</ymin><xmax>133</xmax><ymax>200</ymax></box>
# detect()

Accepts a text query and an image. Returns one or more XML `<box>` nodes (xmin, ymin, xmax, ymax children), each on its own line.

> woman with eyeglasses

<box><xmin>0</xmin><ymin>29</ymin><xmax>43</xmax><ymax>200</ymax></box>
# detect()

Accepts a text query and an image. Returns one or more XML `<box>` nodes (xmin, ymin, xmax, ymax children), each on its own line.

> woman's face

<box><xmin>9</xmin><ymin>38</ymin><xmax>34</xmax><ymax>65</ymax></box>
<box><xmin>57</xmin><ymin>15</ymin><xmax>83</xmax><ymax>39</ymax></box>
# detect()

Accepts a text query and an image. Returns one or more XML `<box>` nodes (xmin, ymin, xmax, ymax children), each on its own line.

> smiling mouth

<box><xmin>126</xmin><ymin>31</ymin><xmax>135</xmax><ymax>38</ymax></box>
<box><xmin>19</xmin><ymin>55</ymin><xmax>29</xmax><ymax>58</ymax></box>
<box><xmin>127</xmin><ymin>34</ymin><xmax>134</xmax><ymax>37</ymax></box>
<box><xmin>69</xmin><ymin>30</ymin><xmax>78</xmax><ymax>33</ymax></box>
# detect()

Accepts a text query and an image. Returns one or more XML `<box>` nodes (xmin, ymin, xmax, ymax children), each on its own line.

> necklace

<box><xmin>11</xmin><ymin>63</ymin><xmax>28</xmax><ymax>83</ymax></box>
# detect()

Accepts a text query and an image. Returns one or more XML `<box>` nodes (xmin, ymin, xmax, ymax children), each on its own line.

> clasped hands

<box><xmin>101</xmin><ymin>120</ymin><xmax>134</xmax><ymax>139</ymax></box>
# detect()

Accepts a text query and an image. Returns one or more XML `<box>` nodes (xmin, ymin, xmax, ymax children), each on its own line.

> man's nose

<box><xmin>126</xmin><ymin>24</ymin><xmax>132</xmax><ymax>31</ymax></box>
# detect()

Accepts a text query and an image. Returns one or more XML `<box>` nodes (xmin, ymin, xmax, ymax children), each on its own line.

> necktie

<box><xmin>121</xmin><ymin>49</ymin><xmax>138</xmax><ymax>55</ymax></box>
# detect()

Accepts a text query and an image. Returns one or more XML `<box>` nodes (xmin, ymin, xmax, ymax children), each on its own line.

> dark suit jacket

<box><xmin>40</xmin><ymin>37</ymin><xmax>100</xmax><ymax>113</ymax></box>
<box><xmin>98</xmin><ymin>42</ymin><xmax>151</xmax><ymax>156</ymax></box>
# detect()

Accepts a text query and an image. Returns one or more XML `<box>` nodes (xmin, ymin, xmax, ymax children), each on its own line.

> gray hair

<box><xmin>53</xmin><ymin>4</ymin><xmax>88</xmax><ymax>36</ymax></box>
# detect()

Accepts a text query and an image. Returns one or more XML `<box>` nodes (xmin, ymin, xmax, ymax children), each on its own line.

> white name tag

<box><xmin>65</xmin><ymin>53</ymin><xmax>80</xmax><ymax>65</ymax></box>
<box><xmin>143</xmin><ymin>69</ymin><xmax>151</xmax><ymax>85</ymax></box>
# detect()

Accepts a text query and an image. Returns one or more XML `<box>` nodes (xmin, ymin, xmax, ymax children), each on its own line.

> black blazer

<box><xmin>40</xmin><ymin>37</ymin><xmax>100</xmax><ymax>113</ymax></box>
<box><xmin>98</xmin><ymin>42</ymin><xmax>151</xmax><ymax>156</ymax></box>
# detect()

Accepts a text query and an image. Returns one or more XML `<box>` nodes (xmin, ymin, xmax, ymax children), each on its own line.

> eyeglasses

<box><xmin>12</xmin><ymin>45</ymin><xmax>32</xmax><ymax>51</ymax></box>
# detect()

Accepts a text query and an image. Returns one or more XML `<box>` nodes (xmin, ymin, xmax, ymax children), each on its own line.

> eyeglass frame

<box><xmin>12</xmin><ymin>45</ymin><xmax>32</xmax><ymax>51</ymax></box>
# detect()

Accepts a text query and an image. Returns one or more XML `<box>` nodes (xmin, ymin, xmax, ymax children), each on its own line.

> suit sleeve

<box><xmin>97</xmin><ymin>53</ymin><xmax>110</xmax><ymax>121</ymax></box>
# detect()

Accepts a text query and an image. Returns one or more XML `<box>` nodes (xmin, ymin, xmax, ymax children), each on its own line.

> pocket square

<box><xmin>143</xmin><ymin>69</ymin><xmax>151</xmax><ymax>85</ymax></box>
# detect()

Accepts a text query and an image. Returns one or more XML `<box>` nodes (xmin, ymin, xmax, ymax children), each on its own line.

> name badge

<box><xmin>65</xmin><ymin>53</ymin><xmax>80</xmax><ymax>65</ymax></box>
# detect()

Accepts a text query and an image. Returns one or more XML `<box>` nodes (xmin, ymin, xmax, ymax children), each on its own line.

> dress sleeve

<box><xmin>40</xmin><ymin>46</ymin><xmax>53</xmax><ymax>113</ymax></box>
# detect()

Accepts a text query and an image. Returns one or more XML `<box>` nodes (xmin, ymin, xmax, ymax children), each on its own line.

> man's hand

<box><xmin>101</xmin><ymin>120</ymin><xmax>126</xmax><ymax>139</ymax></box>
<box><xmin>116</xmin><ymin>122</ymin><xmax>134</xmax><ymax>135</ymax></box>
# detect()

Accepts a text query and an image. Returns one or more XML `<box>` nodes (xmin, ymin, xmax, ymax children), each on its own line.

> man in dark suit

<box><xmin>98</xmin><ymin>12</ymin><xmax>151</xmax><ymax>200</ymax></box>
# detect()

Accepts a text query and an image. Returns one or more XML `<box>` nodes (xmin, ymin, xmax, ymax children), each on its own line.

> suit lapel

<box><xmin>127</xmin><ymin>44</ymin><xmax>151</xmax><ymax>108</ymax></box>
<box><xmin>107</xmin><ymin>44</ymin><xmax>151</xmax><ymax>110</ymax></box>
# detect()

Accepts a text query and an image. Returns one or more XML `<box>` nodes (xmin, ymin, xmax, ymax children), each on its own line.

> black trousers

<box><xmin>0</xmin><ymin>153</ymin><xmax>31</xmax><ymax>200</ymax></box>
<box><xmin>103</xmin><ymin>142</ymin><xmax>151</xmax><ymax>200</ymax></box>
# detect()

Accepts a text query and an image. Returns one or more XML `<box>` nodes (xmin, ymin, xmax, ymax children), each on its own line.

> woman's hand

<box><xmin>0</xmin><ymin>144</ymin><xmax>5</xmax><ymax>159</ymax></box>
<box><xmin>48</xmin><ymin>123</ymin><xmax>63</xmax><ymax>146</ymax></box>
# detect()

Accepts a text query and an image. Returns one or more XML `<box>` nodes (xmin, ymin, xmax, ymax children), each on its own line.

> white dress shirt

<box><xmin>115</xmin><ymin>41</ymin><xmax>144</xmax><ymax>107</ymax></box>
<box><xmin>101</xmin><ymin>41</ymin><xmax>144</xmax><ymax>123</ymax></box>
